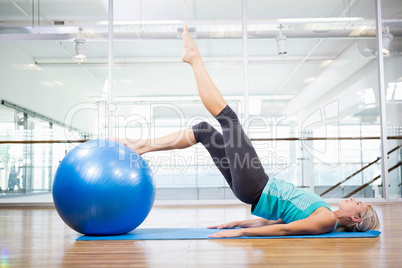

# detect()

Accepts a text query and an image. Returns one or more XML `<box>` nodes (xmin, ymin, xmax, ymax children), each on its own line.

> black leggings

<box><xmin>192</xmin><ymin>105</ymin><xmax>269</xmax><ymax>205</ymax></box>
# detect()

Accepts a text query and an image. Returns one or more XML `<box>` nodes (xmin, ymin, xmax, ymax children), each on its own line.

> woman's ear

<box><xmin>350</xmin><ymin>215</ymin><xmax>362</xmax><ymax>223</ymax></box>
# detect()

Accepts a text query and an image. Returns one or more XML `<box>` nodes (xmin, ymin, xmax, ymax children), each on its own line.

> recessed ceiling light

<box><xmin>304</xmin><ymin>77</ymin><xmax>315</xmax><ymax>83</ymax></box>
<box><xmin>319</xmin><ymin>60</ymin><xmax>333</xmax><ymax>67</ymax></box>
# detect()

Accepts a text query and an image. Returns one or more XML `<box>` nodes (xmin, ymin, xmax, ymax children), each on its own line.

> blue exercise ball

<box><xmin>52</xmin><ymin>139</ymin><xmax>155</xmax><ymax>235</ymax></box>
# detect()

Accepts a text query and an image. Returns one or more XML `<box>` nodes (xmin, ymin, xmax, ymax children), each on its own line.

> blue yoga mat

<box><xmin>76</xmin><ymin>228</ymin><xmax>381</xmax><ymax>241</ymax></box>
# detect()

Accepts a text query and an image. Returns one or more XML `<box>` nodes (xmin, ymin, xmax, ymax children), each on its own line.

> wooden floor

<box><xmin>1</xmin><ymin>203</ymin><xmax>402</xmax><ymax>268</ymax></box>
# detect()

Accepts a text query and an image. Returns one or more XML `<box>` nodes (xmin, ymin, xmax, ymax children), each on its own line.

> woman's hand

<box><xmin>110</xmin><ymin>138</ymin><xmax>146</xmax><ymax>155</ymax></box>
<box><xmin>208</xmin><ymin>229</ymin><xmax>244</xmax><ymax>238</ymax></box>
<box><xmin>207</xmin><ymin>221</ymin><xmax>238</xmax><ymax>229</ymax></box>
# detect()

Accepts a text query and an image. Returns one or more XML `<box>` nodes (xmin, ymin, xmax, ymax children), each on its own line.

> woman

<box><xmin>120</xmin><ymin>26</ymin><xmax>380</xmax><ymax>238</ymax></box>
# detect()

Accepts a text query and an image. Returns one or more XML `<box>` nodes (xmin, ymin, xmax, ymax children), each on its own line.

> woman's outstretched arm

<box><xmin>208</xmin><ymin>218</ymin><xmax>285</xmax><ymax>229</ymax></box>
<box><xmin>208</xmin><ymin>213</ymin><xmax>336</xmax><ymax>238</ymax></box>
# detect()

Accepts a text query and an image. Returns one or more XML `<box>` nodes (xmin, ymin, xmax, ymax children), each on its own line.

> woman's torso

<box><xmin>251</xmin><ymin>178</ymin><xmax>332</xmax><ymax>224</ymax></box>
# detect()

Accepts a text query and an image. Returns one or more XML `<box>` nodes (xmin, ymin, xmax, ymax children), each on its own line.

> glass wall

<box><xmin>382</xmin><ymin>0</ymin><xmax>402</xmax><ymax>198</ymax></box>
<box><xmin>0</xmin><ymin>104</ymin><xmax>92</xmax><ymax>196</ymax></box>
<box><xmin>0</xmin><ymin>0</ymin><xmax>400</xmax><ymax>202</ymax></box>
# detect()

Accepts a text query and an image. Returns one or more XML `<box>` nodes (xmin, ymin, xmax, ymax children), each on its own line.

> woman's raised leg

<box><xmin>182</xmin><ymin>25</ymin><xmax>269</xmax><ymax>204</ymax></box>
<box><xmin>118</xmin><ymin>127</ymin><xmax>196</xmax><ymax>155</ymax></box>
<box><xmin>119</xmin><ymin>122</ymin><xmax>235</xmax><ymax>187</ymax></box>
<box><xmin>181</xmin><ymin>26</ymin><xmax>227</xmax><ymax>117</ymax></box>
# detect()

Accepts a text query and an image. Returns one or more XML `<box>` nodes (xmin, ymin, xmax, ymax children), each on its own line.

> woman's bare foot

<box><xmin>181</xmin><ymin>25</ymin><xmax>201</xmax><ymax>65</ymax></box>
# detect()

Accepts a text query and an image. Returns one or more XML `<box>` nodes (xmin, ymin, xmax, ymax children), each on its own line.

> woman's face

<box><xmin>339</xmin><ymin>197</ymin><xmax>369</xmax><ymax>217</ymax></box>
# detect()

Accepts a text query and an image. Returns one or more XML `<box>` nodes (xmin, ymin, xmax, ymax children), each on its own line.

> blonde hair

<box><xmin>336</xmin><ymin>204</ymin><xmax>380</xmax><ymax>232</ymax></box>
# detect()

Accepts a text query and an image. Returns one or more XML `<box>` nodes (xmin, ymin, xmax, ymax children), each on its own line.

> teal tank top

<box><xmin>251</xmin><ymin>178</ymin><xmax>332</xmax><ymax>224</ymax></box>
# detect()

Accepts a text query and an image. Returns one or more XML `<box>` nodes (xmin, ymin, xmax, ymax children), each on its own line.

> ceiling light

<box><xmin>74</xmin><ymin>28</ymin><xmax>87</xmax><ymax>63</ymax></box>
<box><xmin>275</xmin><ymin>25</ymin><xmax>287</xmax><ymax>55</ymax></box>
<box><xmin>382</xmin><ymin>26</ymin><xmax>393</xmax><ymax>57</ymax></box>
<box><xmin>277</xmin><ymin>17</ymin><xmax>364</xmax><ymax>24</ymax></box>
<box><xmin>53</xmin><ymin>81</ymin><xmax>65</xmax><ymax>86</ymax></box>
<box><xmin>304</xmin><ymin>77</ymin><xmax>315</xmax><ymax>83</ymax></box>
<box><xmin>74</xmin><ymin>39</ymin><xmax>86</xmax><ymax>62</ymax></box>
<box><xmin>40</xmin><ymin>81</ymin><xmax>54</xmax><ymax>87</ymax></box>
<box><xmin>319</xmin><ymin>60</ymin><xmax>333</xmax><ymax>67</ymax></box>
<box><xmin>97</xmin><ymin>20</ymin><xmax>185</xmax><ymax>26</ymax></box>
